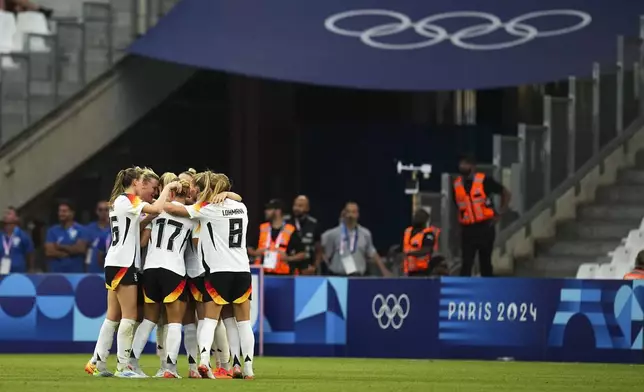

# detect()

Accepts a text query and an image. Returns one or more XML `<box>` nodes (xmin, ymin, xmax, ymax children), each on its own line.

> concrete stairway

<box><xmin>516</xmin><ymin>151</ymin><xmax>644</xmax><ymax>277</ymax></box>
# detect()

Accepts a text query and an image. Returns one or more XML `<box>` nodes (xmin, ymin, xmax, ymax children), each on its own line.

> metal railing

<box><xmin>420</xmin><ymin>16</ymin><xmax>644</xmax><ymax>264</ymax></box>
<box><xmin>0</xmin><ymin>0</ymin><xmax>180</xmax><ymax>145</ymax></box>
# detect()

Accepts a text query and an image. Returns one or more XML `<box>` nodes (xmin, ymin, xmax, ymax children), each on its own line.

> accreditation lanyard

<box><xmin>339</xmin><ymin>224</ymin><xmax>358</xmax><ymax>255</ymax></box>
<box><xmin>265</xmin><ymin>224</ymin><xmax>285</xmax><ymax>250</ymax></box>
<box><xmin>2</xmin><ymin>229</ymin><xmax>15</xmax><ymax>258</ymax></box>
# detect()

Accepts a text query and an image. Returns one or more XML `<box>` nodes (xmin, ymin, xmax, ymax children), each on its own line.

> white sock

<box><xmin>156</xmin><ymin>323</ymin><xmax>167</xmax><ymax>370</ymax></box>
<box><xmin>237</xmin><ymin>320</ymin><xmax>254</xmax><ymax>376</ymax></box>
<box><xmin>93</xmin><ymin>319</ymin><xmax>118</xmax><ymax>370</ymax></box>
<box><xmin>215</xmin><ymin>320</ymin><xmax>230</xmax><ymax>370</ymax></box>
<box><xmin>131</xmin><ymin>319</ymin><xmax>156</xmax><ymax>361</ymax></box>
<box><xmin>197</xmin><ymin>318</ymin><xmax>217</xmax><ymax>366</ymax></box>
<box><xmin>223</xmin><ymin>317</ymin><xmax>240</xmax><ymax>369</ymax></box>
<box><xmin>116</xmin><ymin>318</ymin><xmax>137</xmax><ymax>371</ymax></box>
<box><xmin>183</xmin><ymin>323</ymin><xmax>198</xmax><ymax>372</ymax></box>
<box><xmin>165</xmin><ymin>323</ymin><xmax>182</xmax><ymax>373</ymax></box>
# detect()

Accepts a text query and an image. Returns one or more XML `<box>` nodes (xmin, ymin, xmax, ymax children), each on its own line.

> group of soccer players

<box><xmin>83</xmin><ymin>166</ymin><xmax>254</xmax><ymax>379</ymax></box>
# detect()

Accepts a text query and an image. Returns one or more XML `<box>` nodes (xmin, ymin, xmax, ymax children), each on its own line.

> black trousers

<box><xmin>460</xmin><ymin>224</ymin><xmax>495</xmax><ymax>277</ymax></box>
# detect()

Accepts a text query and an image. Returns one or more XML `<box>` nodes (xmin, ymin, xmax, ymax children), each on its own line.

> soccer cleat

<box><xmin>153</xmin><ymin>368</ymin><xmax>166</xmax><ymax>378</ymax></box>
<box><xmin>232</xmin><ymin>365</ymin><xmax>243</xmax><ymax>379</ymax></box>
<box><xmin>188</xmin><ymin>370</ymin><xmax>202</xmax><ymax>379</ymax></box>
<box><xmin>84</xmin><ymin>361</ymin><xmax>97</xmax><ymax>375</ymax></box>
<box><xmin>243</xmin><ymin>375</ymin><xmax>255</xmax><ymax>380</ymax></box>
<box><xmin>197</xmin><ymin>364</ymin><xmax>216</xmax><ymax>379</ymax></box>
<box><xmin>215</xmin><ymin>367</ymin><xmax>232</xmax><ymax>379</ymax></box>
<box><xmin>115</xmin><ymin>369</ymin><xmax>146</xmax><ymax>378</ymax></box>
<box><xmin>163</xmin><ymin>370</ymin><xmax>182</xmax><ymax>379</ymax></box>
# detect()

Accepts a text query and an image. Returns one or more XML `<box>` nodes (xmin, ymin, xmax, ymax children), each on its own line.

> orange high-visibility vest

<box><xmin>253</xmin><ymin>222</ymin><xmax>294</xmax><ymax>274</ymax></box>
<box><xmin>453</xmin><ymin>173</ymin><xmax>496</xmax><ymax>225</ymax></box>
<box><xmin>624</xmin><ymin>269</ymin><xmax>644</xmax><ymax>280</ymax></box>
<box><xmin>403</xmin><ymin>226</ymin><xmax>439</xmax><ymax>274</ymax></box>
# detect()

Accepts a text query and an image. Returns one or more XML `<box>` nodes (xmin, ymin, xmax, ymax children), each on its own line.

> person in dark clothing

<box><xmin>453</xmin><ymin>155</ymin><xmax>510</xmax><ymax>277</ymax></box>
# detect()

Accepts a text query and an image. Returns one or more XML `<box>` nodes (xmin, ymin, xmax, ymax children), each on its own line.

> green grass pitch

<box><xmin>0</xmin><ymin>354</ymin><xmax>640</xmax><ymax>391</ymax></box>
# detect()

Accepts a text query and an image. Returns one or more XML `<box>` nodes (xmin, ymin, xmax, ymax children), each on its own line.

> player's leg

<box><xmin>231</xmin><ymin>272</ymin><xmax>254</xmax><ymax>379</ymax></box>
<box><xmin>129</xmin><ymin>301</ymin><xmax>160</xmax><ymax>375</ymax></box>
<box><xmin>197</xmin><ymin>272</ymin><xmax>226</xmax><ymax>379</ymax></box>
<box><xmin>154</xmin><ymin>307</ymin><xmax>168</xmax><ymax>377</ymax></box>
<box><xmin>160</xmin><ymin>270</ymin><xmax>187</xmax><ymax>378</ymax></box>
<box><xmin>219</xmin><ymin>306</ymin><xmax>238</xmax><ymax>376</ymax></box>
<box><xmin>212</xmin><ymin>306</ymin><xmax>232</xmax><ymax>378</ymax></box>
<box><xmin>113</xmin><ymin>267</ymin><xmax>141</xmax><ymax>377</ymax></box>
<box><xmin>85</xmin><ymin>286</ymin><xmax>121</xmax><ymax>377</ymax></box>
<box><xmin>183</xmin><ymin>294</ymin><xmax>200</xmax><ymax>378</ymax></box>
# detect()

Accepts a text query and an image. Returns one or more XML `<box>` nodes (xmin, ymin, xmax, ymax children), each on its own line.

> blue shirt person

<box><xmin>0</xmin><ymin>207</ymin><xmax>35</xmax><ymax>274</ymax></box>
<box><xmin>44</xmin><ymin>200</ymin><xmax>88</xmax><ymax>273</ymax></box>
<box><xmin>84</xmin><ymin>201</ymin><xmax>111</xmax><ymax>273</ymax></box>
<box><xmin>95</xmin><ymin>229</ymin><xmax>111</xmax><ymax>269</ymax></box>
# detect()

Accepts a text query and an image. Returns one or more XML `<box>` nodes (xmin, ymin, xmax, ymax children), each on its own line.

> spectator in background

<box><xmin>319</xmin><ymin>202</ymin><xmax>391</xmax><ymax>277</ymax></box>
<box><xmin>84</xmin><ymin>200</ymin><xmax>110</xmax><ymax>273</ymax></box>
<box><xmin>95</xmin><ymin>227</ymin><xmax>111</xmax><ymax>272</ymax></box>
<box><xmin>284</xmin><ymin>195</ymin><xmax>319</xmax><ymax>275</ymax></box>
<box><xmin>1</xmin><ymin>0</ymin><xmax>53</xmax><ymax>17</ymax></box>
<box><xmin>401</xmin><ymin>209</ymin><xmax>441</xmax><ymax>277</ymax></box>
<box><xmin>44</xmin><ymin>200</ymin><xmax>88</xmax><ymax>273</ymax></box>
<box><xmin>624</xmin><ymin>250</ymin><xmax>644</xmax><ymax>280</ymax></box>
<box><xmin>453</xmin><ymin>155</ymin><xmax>510</xmax><ymax>277</ymax></box>
<box><xmin>249</xmin><ymin>199</ymin><xmax>306</xmax><ymax>275</ymax></box>
<box><xmin>0</xmin><ymin>207</ymin><xmax>35</xmax><ymax>274</ymax></box>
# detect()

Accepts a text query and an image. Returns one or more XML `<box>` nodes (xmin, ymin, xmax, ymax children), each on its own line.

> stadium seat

<box><xmin>576</xmin><ymin>263</ymin><xmax>598</xmax><ymax>279</ymax></box>
<box><xmin>0</xmin><ymin>11</ymin><xmax>19</xmax><ymax>68</ymax></box>
<box><xmin>608</xmin><ymin>245</ymin><xmax>633</xmax><ymax>266</ymax></box>
<box><xmin>15</xmin><ymin>11</ymin><xmax>51</xmax><ymax>52</ymax></box>
<box><xmin>623</xmin><ymin>229</ymin><xmax>644</xmax><ymax>252</ymax></box>
<box><xmin>597</xmin><ymin>263</ymin><xmax>618</xmax><ymax>279</ymax></box>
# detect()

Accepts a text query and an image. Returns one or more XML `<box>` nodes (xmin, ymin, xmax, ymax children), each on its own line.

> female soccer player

<box><xmin>89</xmin><ymin>167</ymin><xmax>177</xmax><ymax>378</ymax></box>
<box><xmin>165</xmin><ymin>171</ymin><xmax>254</xmax><ymax>380</ymax></box>
<box><xmin>128</xmin><ymin>178</ymin><xmax>194</xmax><ymax>378</ymax></box>
<box><xmin>179</xmin><ymin>169</ymin><xmax>231</xmax><ymax>378</ymax></box>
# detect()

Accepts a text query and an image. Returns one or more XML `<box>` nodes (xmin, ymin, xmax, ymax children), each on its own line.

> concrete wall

<box><xmin>492</xmin><ymin>123</ymin><xmax>644</xmax><ymax>274</ymax></box>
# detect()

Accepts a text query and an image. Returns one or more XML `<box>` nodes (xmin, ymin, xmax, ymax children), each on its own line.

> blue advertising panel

<box><xmin>129</xmin><ymin>0</ymin><xmax>644</xmax><ymax>90</ymax></box>
<box><xmin>262</xmin><ymin>276</ymin><xmax>348</xmax><ymax>357</ymax></box>
<box><xmin>346</xmin><ymin>278</ymin><xmax>440</xmax><ymax>358</ymax></box>
<box><xmin>1</xmin><ymin>274</ymin><xmax>643</xmax><ymax>363</ymax></box>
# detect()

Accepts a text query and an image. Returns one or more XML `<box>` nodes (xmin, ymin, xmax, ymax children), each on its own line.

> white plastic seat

<box><xmin>639</xmin><ymin>217</ymin><xmax>644</xmax><ymax>231</ymax></box>
<box><xmin>624</xmin><ymin>229</ymin><xmax>644</xmax><ymax>252</ymax></box>
<box><xmin>0</xmin><ymin>11</ymin><xmax>19</xmax><ymax>68</ymax></box>
<box><xmin>15</xmin><ymin>11</ymin><xmax>50</xmax><ymax>52</ymax></box>
<box><xmin>613</xmin><ymin>263</ymin><xmax>631</xmax><ymax>280</ymax></box>
<box><xmin>597</xmin><ymin>263</ymin><xmax>618</xmax><ymax>280</ymax></box>
<box><xmin>576</xmin><ymin>263</ymin><xmax>599</xmax><ymax>279</ymax></box>
<box><xmin>609</xmin><ymin>245</ymin><xmax>632</xmax><ymax>266</ymax></box>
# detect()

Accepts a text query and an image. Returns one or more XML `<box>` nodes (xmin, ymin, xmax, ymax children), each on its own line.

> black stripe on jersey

<box><xmin>207</xmin><ymin>222</ymin><xmax>217</xmax><ymax>250</ymax></box>
<box><xmin>122</xmin><ymin>216</ymin><xmax>132</xmax><ymax>244</ymax></box>
<box><xmin>179</xmin><ymin>230</ymin><xmax>191</xmax><ymax>252</ymax></box>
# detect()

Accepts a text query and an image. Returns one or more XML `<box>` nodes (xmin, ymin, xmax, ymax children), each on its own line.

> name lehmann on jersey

<box><xmin>222</xmin><ymin>209</ymin><xmax>245</xmax><ymax>216</ymax></box>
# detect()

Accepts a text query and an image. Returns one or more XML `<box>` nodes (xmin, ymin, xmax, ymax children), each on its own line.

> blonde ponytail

<box><xmin>109</xmin><ymin>167</ymin><xmax>142</xmax><ymax>204</ymax></box>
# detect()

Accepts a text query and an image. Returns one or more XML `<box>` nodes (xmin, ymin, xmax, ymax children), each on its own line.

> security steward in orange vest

<box><xmin>248</xmin><ymin>199</ymin><xmax>306</xmax><ymax>275</ymax></box>
<box><xmin>402</xmin><ymin>209</ymin><xmax>442</xmax><ymax>277</ymax></box>
<box><xmin>454</xmin><ymin>155</ymin><xmax>510</xmax><ymax>277</ymax></box>
<box><xmin>624</xmin><ymin>250</ymin><xmax>644</xmax><ymax>280</ymax></box>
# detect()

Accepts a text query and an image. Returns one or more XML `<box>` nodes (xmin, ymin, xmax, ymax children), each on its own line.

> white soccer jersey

<box><xmin>184</xmin><ymin>223</ymin><xmax>204</xmax><ymax>278</ymax></box>
<box><xmin>144</xmin><ymin>201</ymin><xmax>194</xmax><ymax>276</ymax></box>
<box><xmin>185</xmin><ymin>199</ymin><xmax>249</xmax><ymax>273</ymax></box>
<box><xmin>105</xmin><ymin>194</ymin><xmax>149</xmax><ymax>269</ymax></box>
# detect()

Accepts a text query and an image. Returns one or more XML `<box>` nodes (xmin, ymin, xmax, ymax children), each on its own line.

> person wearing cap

<box><xmin>319</xmin><ymin>201</ymin><xmax>391</xmax><ymax>277</ymax></box>
<box><xmin>453</xmin><ymin>154</ymin><xmax>510</xmax><ymax>277</ymax></box>
<box><xmin>248</xmin><ymin>199</ymin><xmax>306</xmax><ymax>275</ymax></box>
<box><xmin>284</xmin><ymin>195</ymin><xmax>320</xmax><ymax>275</ymax></box>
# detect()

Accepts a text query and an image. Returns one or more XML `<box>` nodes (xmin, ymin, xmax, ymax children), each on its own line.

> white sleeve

<box><xmin>126</xmin><ymin>198</ymin><xmax>148</xmax><ymax>216</ymax></box>
<box><xmin>185</xmin><ymin>204</ymin><xmax>200</xmax><ymax>219</ymax></box>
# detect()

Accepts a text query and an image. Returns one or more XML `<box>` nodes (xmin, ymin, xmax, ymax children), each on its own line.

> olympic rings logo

<box><xmin>324</xmin><ymin>9</ymin><xmax>592</xmax><ymax>51</ymax></box>
<box><xmin>372</xmin><ymin>294</ymin><xmax>410</xmax><ymax>330</ymax></box>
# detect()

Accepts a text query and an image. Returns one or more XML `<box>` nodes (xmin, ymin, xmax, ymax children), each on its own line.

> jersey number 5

<box><xmin>110</xmin><ymin>216</ymin><xmax>131</xmax><ymax>246</ymax></box>
<box><xmin>155</xmin><ymin>218</ymin><xmax>184</xmax><ymax>251</ymax></box>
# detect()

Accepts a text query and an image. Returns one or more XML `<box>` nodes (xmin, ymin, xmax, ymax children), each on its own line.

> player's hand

<box><xmin>212</xmin><ymin>192</ymin><xmax>229</xmax><ymax>204</ymax></box>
